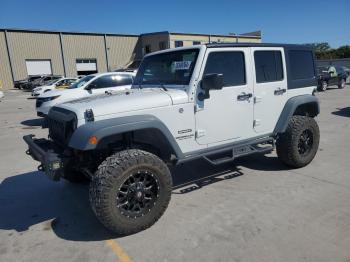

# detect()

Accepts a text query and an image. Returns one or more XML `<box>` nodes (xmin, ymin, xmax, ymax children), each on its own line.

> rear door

<box><xmin>252</xmin><ymin>47</ymin><xmax>288</xmax><ymax>134</ymax></box>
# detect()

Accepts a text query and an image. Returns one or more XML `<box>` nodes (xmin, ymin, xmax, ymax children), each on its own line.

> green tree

<box><xmin>305</xmin><ymin>42</ymin><xmax>350</xmax><ymax>59</ymax></box>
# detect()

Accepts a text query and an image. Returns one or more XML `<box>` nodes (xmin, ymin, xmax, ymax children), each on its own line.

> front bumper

<box><xmin>23</xmin><ymin>135</ymin><xmax>68</xmax><ymax>181</ymax></box>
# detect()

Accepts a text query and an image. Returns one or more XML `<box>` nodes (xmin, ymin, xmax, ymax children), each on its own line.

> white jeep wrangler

<box><xmin>24</xmin><ymin>43</ymin><xmax>320</xmax><ymax>235</ymax></box>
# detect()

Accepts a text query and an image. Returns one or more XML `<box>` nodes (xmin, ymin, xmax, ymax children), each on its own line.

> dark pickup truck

<box><xmin>317</xmin><ymin>65</ymin><xmax>348</xmax><ymax>91</ymax></box>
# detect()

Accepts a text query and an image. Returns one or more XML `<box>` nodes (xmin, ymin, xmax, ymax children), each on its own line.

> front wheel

<box><xmin>276</xmin><ymin>116</ymin><xmax>320</xmax><ymax>168</ymax></box>
<box><xmin>318</xmin><ymin>80</ymin><xmax>328</xmax><ymax>91</ymax></box>
<box><xmin>89</xmin><ymin>149</ymin><xmax>172</xmax><ymax>235</ymax></box>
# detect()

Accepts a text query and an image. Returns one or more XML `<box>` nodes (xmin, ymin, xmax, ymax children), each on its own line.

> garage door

<box><xmin>76</xmin><ymin>59</ymin><xmax>97</xmax><ymax>75</ymax></box>
<box><xmin>26</xmin><ymin>60</ymin><xmax>52</xmax><ymax>76</ymax></box>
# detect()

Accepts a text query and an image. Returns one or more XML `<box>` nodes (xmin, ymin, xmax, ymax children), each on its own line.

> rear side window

<box><xmin>254</xmin><ymin>51</ymin><xmax>283</xmax><ymax>83</ymax></box>
<box><xmin>289</xmin><ymin>50</ymin><xmax>315</xmax><ymax>80</ymax></box>
<box><xmin>204</xmin><ymin>52</ymin><xmax>246</xmax><ymax>87</ymax></box>
<box><xmin>91</xmin><ymin>75</ymin><xmax>133</xmax><ymax>88</ymax></box>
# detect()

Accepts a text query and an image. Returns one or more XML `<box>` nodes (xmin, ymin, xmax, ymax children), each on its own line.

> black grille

<box><xmin>47</xmin><ymin>107</ymin><xmax>77</xmax><ymax>146</ymax></box>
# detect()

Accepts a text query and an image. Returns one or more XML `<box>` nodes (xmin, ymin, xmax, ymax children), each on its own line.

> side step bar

<box><xmin>202</xmin><ymin>137</ymin><xmax>275</xmax><ymax>165</ymax></box>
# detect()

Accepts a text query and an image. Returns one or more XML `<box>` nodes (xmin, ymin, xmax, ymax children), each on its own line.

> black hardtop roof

<box><xmin>206</xmin><ymin>42</ymin><xmax>313</xmax><ymax>50</ymax></box>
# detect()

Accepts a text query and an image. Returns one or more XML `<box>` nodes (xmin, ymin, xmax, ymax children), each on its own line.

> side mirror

<box><xmin>85</xmin><ymin>84</ymin><xmax>96</xmax><ymax>90</ymax></box>
<box><xmin>198</xmin><ymin>73</ymin><xmax>224</xmax><ymax>101</ymax></box>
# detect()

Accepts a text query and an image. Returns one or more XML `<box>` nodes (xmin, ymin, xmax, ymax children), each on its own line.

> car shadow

<box><xmin>0</xmin><ymin>155</ymin><xmax>286</xmax><ymax>241</ymax></box>
<box><xmin>0</xmin><ymin>171</ymin><xmax>116</xmax><ymax>241</ymax></box>
<box><xmin>21</xmin><ymin>118</ymin><xmax>44</xmax><ymax>127</ymax></box>
<box><xmin>332</xmin><ymin>107</ymin><xmax>350</xmax><ymax>118</ymax></box>
<box><xmin>235</xmin><ymin>153</ymin><xmax>291</xmax><ymax>172</ymax></box>
<box><xmin>171</xmin><ymin>159</ymin><xmax>243</xmax><ymax>194</ymax></box>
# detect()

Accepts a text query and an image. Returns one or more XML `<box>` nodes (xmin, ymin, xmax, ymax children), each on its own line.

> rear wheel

<box><xmin>338</xmin><ymin>78</ymin><xmax>346</xmax><ymax>89</ymax></box>
<box><xmin>89</xmin><ymin>149</ymin><xmax>172</xmax><ymax>235</ymax></box>
<box><xmin>276</xmin><ymin>115</ymin><xmax>319</xmax><ymax>168</ymax></box>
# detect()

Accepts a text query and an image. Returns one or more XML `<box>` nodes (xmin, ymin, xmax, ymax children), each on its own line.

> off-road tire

<box><xmin>89</xmin><ymin>149</ymin><xmax>172</xmax><ymax>235</ymax></box>
<box><xmin>276</xmin><ymin>115</ymin><xmax>319</xmax><ymax>168</ymax></box>
<box><xmin>318</xmin><ymin>80</ymin><xmax>328</xmax><ymax>91</ymax></box>
<box><xmin>338</xmin><ymin>78</ymin><xmax>346</xmax><ymax>89</ymax></box>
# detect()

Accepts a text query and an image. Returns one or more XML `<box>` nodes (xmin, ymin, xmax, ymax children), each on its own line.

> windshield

<box><xmin>134</xmin><ymin>49</ymin><xmax>199</xmax><ymax>86</ymax></box>
<box><xmin>68</xmin><ymin>75</ymin><xmax>94</xmax><ymax>89</ymax></box>
<box><xmin>47</xmin><ymin>78</ymin><xmax>61</xmax><ymax>85</ymax></box>
<box><xmin>127</xmin><ymin>60</ymin><xmax>141</xmax><ymax>69</ymax></box>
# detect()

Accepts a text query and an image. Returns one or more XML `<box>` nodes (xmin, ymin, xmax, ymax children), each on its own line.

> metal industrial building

<box><xmin>0</xmin><ymin>29</ymin><xmax>261</xmax><ymax>89</ymax></box>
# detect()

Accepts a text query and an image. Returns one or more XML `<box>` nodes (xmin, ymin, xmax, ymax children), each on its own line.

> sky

<box><xmin>1</xmin><ymin>0</ymin><xmax>349</xmax><ymax>47</ymax></box>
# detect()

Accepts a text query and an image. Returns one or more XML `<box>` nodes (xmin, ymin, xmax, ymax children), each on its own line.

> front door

<box><xmin>195</xmin><ymin>48</ymin><xmax>254</xmax><ymax>145</ymax></box>
<box><xmin>252</xmin><ymin>47</ymin><xmax>288</xmax><ymax>134</ymax></box>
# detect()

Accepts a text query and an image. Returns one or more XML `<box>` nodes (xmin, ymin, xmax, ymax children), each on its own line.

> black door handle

<box><xmin>274</xmin><ymin>88</ymin><xmax>286</xmax><ymax>95</ymax></box>
<box><xmin>237</xmin><ymin>93</ymin><xmax>253</xmax><ymax>101</ymax></box>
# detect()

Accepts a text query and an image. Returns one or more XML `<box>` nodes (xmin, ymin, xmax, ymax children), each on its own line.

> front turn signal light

<box><xmin>88</xmin><ymin>136</ymin><xmax>98</xmax><ymax>145</ymax></box>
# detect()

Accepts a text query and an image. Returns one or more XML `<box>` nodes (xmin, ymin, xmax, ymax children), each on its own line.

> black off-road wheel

<box><xmin>338</xmin><ymin>78</ymin><xmax>346</xmax><ymax>89</ymax></box>
<box><xmin>89</xmin><ymin>149</ymin><xmax>172</xmax><ymax>235</ymax></box>
<box><xmin>276</xmin><ymin>115</ymin><xmax>320</xmax><ymax>168</ymax></box>
<box><xmin>319</xmin><ymin>80</ymin><xmax>328</xmax><ymax>91</ymax></box>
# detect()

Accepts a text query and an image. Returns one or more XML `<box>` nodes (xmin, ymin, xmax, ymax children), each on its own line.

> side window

<box><xmin>203</xmin><ymin>51</ymin><xmax>246</xmax><ymax>87</ymax></box>
<box><xmin>193</xmin><ymin>41</ymin><xmax>201</xmax><ymax>45</ymax></box>
<box><xmin>289</xmin><ymin>50</ymin><xmax>315</xmax><ymax>80</ymax></box>
<box><xmin>254</xmin><ymin>51</ymin><xmax>283</xmax><ymax>83</ymax></box>
<box><xmin>91</xmin><ymin>75</ymin><xmax>132</xmax><ymax>88</ymax></box>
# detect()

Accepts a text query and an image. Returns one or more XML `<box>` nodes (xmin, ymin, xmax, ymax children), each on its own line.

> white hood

<box><xmin>58</xmin><ymin>88</ymin><xmax>189</xmax><ymax>120</ymax></box>
<box><xmin>38</xmin><ymin>88</ymin><xmax>65</xmax><ymax>97</ymax></box>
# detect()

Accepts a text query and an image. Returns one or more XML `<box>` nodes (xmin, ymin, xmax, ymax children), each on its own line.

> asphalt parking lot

<box><xmin>1</xmin><ymin>84</ymin><xmax>350</xmax><ymax>262</ymax></box>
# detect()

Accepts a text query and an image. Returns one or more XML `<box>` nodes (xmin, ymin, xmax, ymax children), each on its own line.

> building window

<box><xmin>254</xmin><ymin>51</ymin><xmax>283</xmax><ymax>83</ymax></box>
<box><xmin>174</xmin><ymin>41</ymin><xmax>183</xmax><ymax>48</ymax></box>
<box><xmin>159</xmin><ymin>41</ymin><xmax>167</xmax><ymax>50</ymax></box>
<box><xmin>145</xmin><ymin>45</ymin><xmax>152</xmax><ymax>54</ymax></box>
<box><xmin>193</xmin><ymin>41</ymin><xmax>201</xmax><ymax>45</ymax></box>
<box><xmin>204</xmin><ymin>52</ymin><xmax>246</xmax><ymax>87</ymax></box>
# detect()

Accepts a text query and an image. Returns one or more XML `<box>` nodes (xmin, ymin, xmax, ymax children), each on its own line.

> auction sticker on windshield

<box><xmin>174</xmin><ymin>61</ymin><xmax>192</xmax><ymax>70</ymax></box>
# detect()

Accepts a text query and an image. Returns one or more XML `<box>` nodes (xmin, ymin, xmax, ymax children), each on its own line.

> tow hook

<box><xmin>38</xmin><ymin>164</ymin><xmax>43</xmax><ymax>171</ymax></box>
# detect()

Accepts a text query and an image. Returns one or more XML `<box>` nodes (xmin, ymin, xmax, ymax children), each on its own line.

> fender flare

<box><xmin>273</xmin><ymin>95</ymin><xmax>319</xmax><ymax>134</ymax></box>
<box><xmin>68</xmin><ymin>115</ymin><xmax>184</xmax><ymax>158</ymax></box>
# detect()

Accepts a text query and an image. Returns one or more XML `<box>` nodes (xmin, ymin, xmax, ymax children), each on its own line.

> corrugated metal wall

<box><xmin>61</xmin><ymin>34</ymin><xmax>107</xmax><ymax>77</ymax></box>
<box><xmin>0</xmin><ymin>32</ymin><xmax>13</xmax><ymax>89</ymax></box>
<box><xmin>7</xmin><ymin>31</ymin><xmax>64</xmax><ymax>81</ymax></box>
<box><xmin>106</xmin><ymin>35</ymin><xmax>140</xmax><ymax>71</ymax></box>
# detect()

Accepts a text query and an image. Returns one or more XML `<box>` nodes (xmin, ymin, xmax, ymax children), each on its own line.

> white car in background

<box><xmin>36</xmin><ymin>72</ymin><xmax>135</xmax><ymax>116</ymax></box>
<box><xmin>32</xmin><ymin>77</ymin><xmax>78</xmax><ymax>97</ymax></box>
<box><xmin>0</xmin><ymin>91</ymin><xmax>4</xmax><ymax>101</ymax></box>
